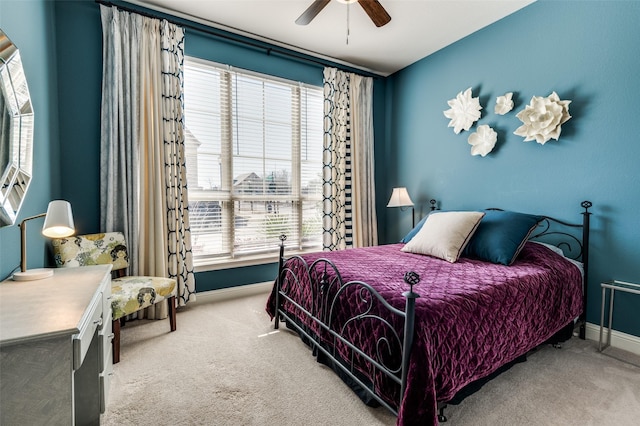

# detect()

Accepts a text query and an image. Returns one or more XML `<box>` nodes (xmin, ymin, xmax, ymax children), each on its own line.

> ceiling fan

<box><xmin>295</xmin><ymin>0</ymin><xmax>392</xmax><ymax>28</ymax></box>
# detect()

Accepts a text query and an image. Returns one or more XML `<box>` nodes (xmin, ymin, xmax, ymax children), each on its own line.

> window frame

<box><xmin>184</xmin><ymin>57</ymin><xmax>324</xmax><ymax>270</ymax></box>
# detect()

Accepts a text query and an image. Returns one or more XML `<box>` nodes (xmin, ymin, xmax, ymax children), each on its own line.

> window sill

<box><xmin>193</xmin><ymin>247</ymin><xmax>321</xmax><ymax>272</ymax></box>
<box><xmin>194</xmin><ymin>255</ymin><xmax>279</xmax><ymax>272</ymax></box>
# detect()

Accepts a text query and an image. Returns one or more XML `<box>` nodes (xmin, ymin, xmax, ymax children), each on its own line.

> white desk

<box><xmin>0</xmin><ymin>265</ymin><xmax>113</xmax><ymax>425</ymax></box>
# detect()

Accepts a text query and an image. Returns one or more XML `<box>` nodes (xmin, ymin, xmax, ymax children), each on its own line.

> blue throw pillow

<box><xmin>463</xmin><ymin>210</ymin><xmax>543</xmax><ymax>265</ymax></box>
<box><xmin>401</xmin><ymin>213</ymin><xmax>430</xmax><ymax>243</ymax></box>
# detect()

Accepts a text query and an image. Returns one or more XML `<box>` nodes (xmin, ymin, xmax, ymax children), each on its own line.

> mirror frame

<box><xmin>0</xmin><ymin>29</ymin><xmax>34</xmax><ymax>227</ymax></box>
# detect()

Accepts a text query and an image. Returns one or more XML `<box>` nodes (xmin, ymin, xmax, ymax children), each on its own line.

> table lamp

<box><xmin>12</xmin><ymin>200</ymin><xmax>75</xmax><ymax>281</ymax></box>
<box><xmin>387</xmin><ymin>187</ymin><xmax>415</xmax><ymax>227</ymax></box>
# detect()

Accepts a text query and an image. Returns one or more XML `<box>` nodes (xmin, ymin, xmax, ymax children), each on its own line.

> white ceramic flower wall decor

<box><xmin>494</xmin><ymin>92</ymin><xmax>514</xmax><ymax>115</ymax></box>
<box><xmin>468</xmin><ymin>124</ymin><xmax>497</xmax><ymax>157</ymax></box>
<box><xmin>514</xmin><ymin>91</ymin><xmax>572</xmax><ymax>144</ymax></box>
<box><xmin>443</xmin><ymin>87</ymin><xmax>482</xmax><ymax>134</ymax></box>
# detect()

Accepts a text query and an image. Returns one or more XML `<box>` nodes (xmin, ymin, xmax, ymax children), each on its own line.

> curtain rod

<box><xmin>95</xmin><ymin>0</ymin><xmax>382</xmax><ymax>79</ymax></box>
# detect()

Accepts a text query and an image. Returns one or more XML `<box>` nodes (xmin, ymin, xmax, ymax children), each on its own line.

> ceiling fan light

<box><xmin>337</xmin><ymin>0</ymin><xmax>358</xmax><ymax>4</ymax></box>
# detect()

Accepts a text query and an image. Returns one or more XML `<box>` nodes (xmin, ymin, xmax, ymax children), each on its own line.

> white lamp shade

<box><xmin>387</xmin><ymin>187</ymin><xmax>414</xmax><ymax>208</ymax></box>
<box><xmin>42</xmin><ymin>200</ymin><xmax>75</xmax><ymax>238</ymax></box>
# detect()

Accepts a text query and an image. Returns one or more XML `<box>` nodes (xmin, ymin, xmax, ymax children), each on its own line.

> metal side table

<box><xmin>599</xmin><ymin>280</ymin><xmax>640</xmax><ymax>352</ymax></box>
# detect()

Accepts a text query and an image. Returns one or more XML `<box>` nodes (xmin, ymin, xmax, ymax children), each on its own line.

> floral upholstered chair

<box><xmin>52</xmin><ymin>232</ymin><xmax>177</xmax><ymax>363</ymax></box>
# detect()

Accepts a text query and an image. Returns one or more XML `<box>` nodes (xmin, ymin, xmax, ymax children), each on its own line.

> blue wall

<box><xmin>385</xmin><ymin>0</ymin><xmax>640</xmax><ymax>337</ymax></box>
<box><xmin>0</xmin><ymin>0</ymin><xmax>59</xmax><ymax>279</ymax></box>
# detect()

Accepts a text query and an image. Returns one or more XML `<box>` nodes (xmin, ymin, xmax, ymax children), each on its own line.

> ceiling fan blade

<box><xmin>295</xmin><ymin>0</ymin><xmax>331</xmax><ymax>25</ymax></box>
<box><xmin>358</xmin><ymin>0</ymin><xmax>391</xmax><ymax>27</ymax></box>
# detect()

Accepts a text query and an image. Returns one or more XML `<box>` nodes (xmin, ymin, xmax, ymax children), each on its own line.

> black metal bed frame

<box><xmin>527</xmin><ymin>200</ymin><xmax>592</xmax><ymax>339</ymax></box>
<box><xmin>273</xmin><ymin>238</ymin><xmax>420</xmax><ymax>415</ymax></box>
<box><xmin>271</xmin><ymin>200</ymin><xmax>592</xmax><ymax>419</ymax></box>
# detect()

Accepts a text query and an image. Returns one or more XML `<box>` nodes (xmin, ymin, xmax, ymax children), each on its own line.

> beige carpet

<box><xmin>103</xmin><ymin>292</ymin><xmax>640</xmax><ymax>425</ymax></box>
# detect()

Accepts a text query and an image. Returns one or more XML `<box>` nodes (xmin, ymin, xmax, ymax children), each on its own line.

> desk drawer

<box><xmin>73</xmin><ymin>292</ymin><xmax>103</xmax><ymax>370</ymax></box>
<box><xmin>100</xmin><ymin>345</ymin><xmax>113</xmax><ymax>413</ymax></box>
<box><xmin>98</xmin><ymin>313</ymin><xmax>113</xmax><ymax>372</ymax></box>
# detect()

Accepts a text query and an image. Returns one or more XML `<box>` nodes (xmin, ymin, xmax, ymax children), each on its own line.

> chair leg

<box><xmin>112</xmin><ymin>319</ymin><xmax>121</xmax><ymax>364</ymax></box>
<box><xmin>168</xmin><ymin>295</ymin><xmax>177</xmax><ymax>332</ymax></box>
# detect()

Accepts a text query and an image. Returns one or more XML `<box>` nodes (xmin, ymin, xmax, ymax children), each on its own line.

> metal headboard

<box><xmin>488</xmin><ymin>200</ymin><xmax>592</xmax><ymax>339</ymax></box>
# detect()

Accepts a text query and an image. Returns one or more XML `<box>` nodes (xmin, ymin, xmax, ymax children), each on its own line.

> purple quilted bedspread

<box><xmin>266</xmin><ymin>242</ymin><xmax>582</xmax><ymax>425</ymax></box>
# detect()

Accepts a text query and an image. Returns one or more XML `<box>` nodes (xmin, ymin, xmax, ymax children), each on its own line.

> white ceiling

<box><xmin>132</xmin><ymin>0</ymin><xmax>535</xmax><ymax>76</ymax></box>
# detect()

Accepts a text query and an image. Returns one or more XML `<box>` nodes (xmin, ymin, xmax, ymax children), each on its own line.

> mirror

<box><xmin>0</xmin><ymin>29</ymin><xmax>34</xmax><ymax>227</ymax></box>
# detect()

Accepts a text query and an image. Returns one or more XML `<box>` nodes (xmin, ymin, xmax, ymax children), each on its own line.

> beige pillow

<box><xmin>401</xmin><ymin>211</ymin><xmax>485</xmax><ymax>262</ymax></box>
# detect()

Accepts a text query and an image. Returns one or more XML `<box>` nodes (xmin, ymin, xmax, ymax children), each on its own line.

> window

<box><xmin>184</xmin><ymin>57</ymin><xmax>324</xmax><ymax>266</ymax></box>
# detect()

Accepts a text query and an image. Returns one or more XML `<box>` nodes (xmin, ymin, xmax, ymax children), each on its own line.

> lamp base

<box><xmin>12</xmin><ymin>268</ymin><xmax>54</xmax><ymax>281</ymax></box>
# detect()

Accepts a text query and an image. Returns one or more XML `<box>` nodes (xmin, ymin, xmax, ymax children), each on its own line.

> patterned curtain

<box><xmin>100</xmin><ymin>5</ymin><xmax>196</xmax><ymax>315</ymax></box>
<box><xmin>322</xmin><ymin>68</ymin><xmax>377</xmax><ymax>250</ymax></box>
<box><xmin>158</xmin><ymin>22</ymin><xmax>196</xmax><ymax>307</ymax></box>
<box><xmin>323</xmin><ymin>68</ymin><xmax>351</xmax><ymax>250</ymax></box>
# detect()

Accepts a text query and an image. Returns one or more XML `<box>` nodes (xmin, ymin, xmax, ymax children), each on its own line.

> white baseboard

<box><xmin>585</xmin><ymin>322</ymin><xmax>640</xmax><ymax>356</ymax></box>
<box><xmin>193</xmin><ymin>281</ymin><xmax>273</xmax><ymax>305</ymax></box>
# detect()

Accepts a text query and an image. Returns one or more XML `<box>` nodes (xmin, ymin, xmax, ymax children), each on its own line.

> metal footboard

<box><xmin>273</xmin><ymin>236</ymin><xmax>419</xmax><ymax>416</ymax></box>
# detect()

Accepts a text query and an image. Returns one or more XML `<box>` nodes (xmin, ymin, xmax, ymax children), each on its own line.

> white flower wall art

<box><xmin>468</xmin><ymin>124</ymin><xmax>497</xmax><ymax>157</ymax></box>
<box><xmin>514</xmin><ymin>91</ymin><xmax>571</xmax><ymax>144</ymax></box>
<box><xmin>494</xmin><ymin>92</ymin><xmax>514</xmax><ymax>115</ymax></box>
<box><xmin>443</xmin><ymin>87</ymin><xmax>482</xmax><ymax>134</ymax></box>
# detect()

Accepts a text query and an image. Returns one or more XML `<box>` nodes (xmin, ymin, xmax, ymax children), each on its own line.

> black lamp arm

<box><xmin>399</xmin><ymin>205</ymin><xmax>415</xmax><ymax>227</ymax></box>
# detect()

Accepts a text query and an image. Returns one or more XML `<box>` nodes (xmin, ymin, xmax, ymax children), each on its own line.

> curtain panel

<box><xmin>100</xmin><ymin>5</ymin><xmax>196</xmax><ymax>313</ymax></box>
<box><xmin>99</xmin><ymin>7</ymin><xmax>142</xmax><ymax>273</ymax></box>
<box><xmin>322</xmin><ymin>68</ymin><xmax>377</xmax><ymax>251</ymax></box>
<box><xmin>350</xmin><ymin>74</ymin><xmax>378</xmax><ymax>248</ymax></box>
<box><xmin>158</xmin><ymin>20</ymin><xmax>195</xmax><ymax>307</ymax></box>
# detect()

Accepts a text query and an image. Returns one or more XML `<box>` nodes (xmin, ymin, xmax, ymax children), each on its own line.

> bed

<box><xmin>266</xmin><ymin>201</ymin><xmax>592</xmax><ymax>426</ymax></box>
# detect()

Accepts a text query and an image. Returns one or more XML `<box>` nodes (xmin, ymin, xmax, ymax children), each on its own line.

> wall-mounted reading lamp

<box><xmin>12</xmin><ymin>200</ymin><xmax>75</xmax><ymax>281</ymax></box>
<box><xmin>386</xmin><ymin>187</ymin><xmax>415</xmax><ymax>227</ymax></box>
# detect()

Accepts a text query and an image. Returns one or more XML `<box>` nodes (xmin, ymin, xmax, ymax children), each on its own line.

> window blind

<box><xmin>184</xmin><ymin>58</ymin><xmax>323</xmax><ymax>263</ymax></box>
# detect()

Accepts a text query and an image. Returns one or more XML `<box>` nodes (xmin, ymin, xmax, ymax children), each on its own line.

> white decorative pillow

<box><xmin>401</xmin><ymin>211</ymin><xmax>485</xmax><ymax>263</ymax></box>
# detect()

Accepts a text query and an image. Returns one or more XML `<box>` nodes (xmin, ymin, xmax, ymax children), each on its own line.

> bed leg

<box><xmin>580</xmin><ymin>200</ymin><xmax>592</xmax><ymax>340</ymax></box>
<box><xmin>274</xmin><ymin>234</ymin><xmax>287</xmax><ymax>330</ymax></box>
<box><xmin>438</xmin><ymin>403</ymin><xmax>448</xmax><ymax>423</ymax></box>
